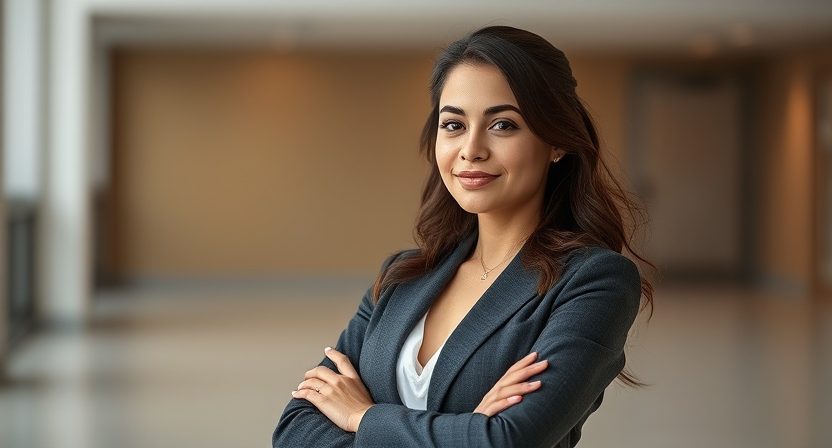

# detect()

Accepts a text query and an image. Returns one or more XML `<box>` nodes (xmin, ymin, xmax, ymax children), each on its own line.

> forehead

<box><xmin>439</xmin><ymin>63</ymin><xmax>518</xmax><ymax>109</ymax></box>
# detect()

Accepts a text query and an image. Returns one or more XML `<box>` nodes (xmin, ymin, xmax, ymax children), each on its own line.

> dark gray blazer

<box><xmin>273</xmin><ymin>228</ymin><xmax>642</xmax><ymax>447</ymax></box>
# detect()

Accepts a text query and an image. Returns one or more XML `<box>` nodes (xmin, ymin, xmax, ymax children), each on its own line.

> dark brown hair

<box><xmin>371</xmin><ymin>25</ymin><xmax>655</xmax><ymax>387</ymax></box>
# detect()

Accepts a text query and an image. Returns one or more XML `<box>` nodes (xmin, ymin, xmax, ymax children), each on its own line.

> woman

<box><xmin>273</xmin><ymin>25</ymin><xmax>655</xmax><ymax>447</ymax></box>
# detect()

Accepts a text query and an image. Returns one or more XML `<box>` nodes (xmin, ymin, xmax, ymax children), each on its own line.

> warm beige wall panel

<box><xmin>111</xmin><ymin>49</ymin><xmax>629</xmax><ymax>279</ymax></box>
<box><xmin>570</xmin><ymin>55</ymin><xmax>631</xmax><ymax>171</ymax></box>
<box><xmin>757</xmin><ymin>53</ymin><xmax>816</xmax><ymax>289</ymax></box>
<box><xmin>113</xmin><ymin>49</ymin><xmax>433</xmax><ymax>277</ymax></box>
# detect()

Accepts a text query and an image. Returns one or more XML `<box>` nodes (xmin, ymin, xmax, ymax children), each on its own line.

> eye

<box><xmin>490</xmin><ymin>120</ymin><xmax>518</xmax><ymax>131</ymax></box>
<box><xmin>439</xmin><ymin>120</ymin><xmax>464</xmax><ymax>132</ymax></box>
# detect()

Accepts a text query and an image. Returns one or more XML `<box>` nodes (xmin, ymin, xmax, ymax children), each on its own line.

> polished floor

<box><xmin>1</xmin><ymin>282</ymin><xmax>830</xmax><ymax>448</ymax></box>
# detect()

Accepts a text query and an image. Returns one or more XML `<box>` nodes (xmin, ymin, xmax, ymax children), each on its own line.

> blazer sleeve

<box><xmin>271</xmin><ymin>252</ymin><xmax>402</xmax><ymax>448</ymax></box>
<box><xmin>352</xmin><ymin>250</ymin><xmax>642</xmax><ymax>448</ymax></box>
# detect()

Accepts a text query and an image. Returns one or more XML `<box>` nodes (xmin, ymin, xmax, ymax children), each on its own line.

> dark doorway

<box><xmin>629</xmin><ymin>66</ymin><xmax>755</xmax><ymax>283</ymax></box>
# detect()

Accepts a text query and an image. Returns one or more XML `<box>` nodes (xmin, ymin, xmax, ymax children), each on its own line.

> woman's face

<box><xmin>435</xmin><ymin>62</ymin><xmax>561</xmax><ymax>217</ymax></box>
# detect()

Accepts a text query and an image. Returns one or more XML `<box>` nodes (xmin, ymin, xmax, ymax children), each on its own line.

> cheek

<box><xmin>505</xmin><ymin>150</ymin><xmax>549</xmax><ymax>189</ymax></box>
<box><xmin>435</xmin><ymin>142</ymin><xmax>455</xmax><ymax>172</ymax></box>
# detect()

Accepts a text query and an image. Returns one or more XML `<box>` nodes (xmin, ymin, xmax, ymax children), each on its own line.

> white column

<box><xmin>3</xmin><ymin>0</ymin><xmax>50</xmax><ymax>354</ymax></box>
<box><xmin>3</xmin><ymin>0</ymin><xmax>44</xmax><ymax>200</ymax></box>
<box><xmin>41</xmin><ymin>0</ymin><xmax>91</xmax><ymax>325</ymax></box>
<box><xmin>0</xmin><ymin>0</ymin><xmax>7</xmax><ymax>363</ymax></box>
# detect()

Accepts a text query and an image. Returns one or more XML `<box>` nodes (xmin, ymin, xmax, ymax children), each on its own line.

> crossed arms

<box><xmin>272</xmin><ymin>250</ymin><xmax>641</xmax><ymax>447</ymax></box>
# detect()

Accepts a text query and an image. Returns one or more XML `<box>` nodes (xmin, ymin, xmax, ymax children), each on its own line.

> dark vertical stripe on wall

<box><xmin>738</xmin><ymin>63</ymin><xmax>762</xmax><ymax>285</ymax></box>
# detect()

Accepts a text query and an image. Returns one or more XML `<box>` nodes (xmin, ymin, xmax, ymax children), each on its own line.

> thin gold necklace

<box><xmin>477</xmin><ymin>235</ymin><xmax>530</xmax><ymax>280</ymax></box>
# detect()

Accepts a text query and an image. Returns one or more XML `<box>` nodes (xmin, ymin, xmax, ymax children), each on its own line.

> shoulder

<box><xmin>547</xmin><ymin>245</ymin><xmax>643</xmax><ymax>349</ymax></box>
<box><xmin>554</xmin><ymin>245</ymin><xmax>642</xmax><ymax>308</ymax></box>
<box><xmin>563</xmin><ymin>245</ymin><xmax>640</xmax><ymax>283</ymax></box>
<box><xmin>379</xmin><ymin>248</ymin><xmax>419</xmax><ymax>272</ymax></box>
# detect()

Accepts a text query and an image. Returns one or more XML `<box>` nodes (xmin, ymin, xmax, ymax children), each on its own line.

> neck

<box><xmin>473</xmin><ymin>206</ymin><xmax>540</xmax><ymax>267</ymax></box>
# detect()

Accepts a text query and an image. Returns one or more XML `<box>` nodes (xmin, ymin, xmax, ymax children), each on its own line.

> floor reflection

<box><xmin>1</xmin><ymin>283</ymin><xmax>829</xmax><ymax>447</ymax></box>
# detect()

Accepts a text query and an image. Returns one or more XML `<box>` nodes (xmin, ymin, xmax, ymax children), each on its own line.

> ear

<box><xmin>549</xmin><ymin>147</ymin><xmax>565</xmax><ymax>161</ymax></box>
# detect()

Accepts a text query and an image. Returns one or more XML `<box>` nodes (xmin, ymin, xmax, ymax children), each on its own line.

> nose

<box><xmin>459</xmin><ymin>130</ymin><xmax>489</xmax><ymax>162</ymax></box>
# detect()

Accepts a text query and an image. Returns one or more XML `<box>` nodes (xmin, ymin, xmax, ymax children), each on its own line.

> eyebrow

<box><xmin>439</xmin><ymin>104</ymin><xmax>522</xmax><ymax>116</ymax></box>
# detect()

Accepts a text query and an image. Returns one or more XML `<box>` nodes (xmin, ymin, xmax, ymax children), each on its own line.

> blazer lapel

<box><xmin>427</xmin><ymin>231</ymin><xmax>541</xmax><ymax>410</ymax></box>
<box><xmin>363</xmin><ymin>230</ymin><xmax>479</xmax><ymax>405</ymax></box>
<box><xmin>362</xmin><ymin>227</ymin><xmax>541</xmax><ymax>410</ymax></box>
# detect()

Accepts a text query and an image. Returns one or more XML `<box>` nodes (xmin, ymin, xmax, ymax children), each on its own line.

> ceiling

<box><xmin>88</xmin><ymin>0</ymin><xmax>832</xmax><ymax>54</ymax></box>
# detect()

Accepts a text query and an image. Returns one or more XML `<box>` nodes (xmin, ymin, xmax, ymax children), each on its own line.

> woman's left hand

<box><xmin>291</xmin><ymin>347</ymin><xmax>375</xmax><ymax>433</ymax></box>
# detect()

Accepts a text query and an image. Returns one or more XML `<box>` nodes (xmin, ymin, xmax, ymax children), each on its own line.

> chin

<box><xmin>453</xmin><ymin>196</ymin><xmax>496</xmax><ymax>215</ymax></box>
<box><xmin>458</xmin><ymin>205</ymin><xmax>485</xmax><ymax>215</ymax></box>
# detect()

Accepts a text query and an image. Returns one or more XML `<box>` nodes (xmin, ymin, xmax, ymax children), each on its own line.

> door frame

<box><xmin>627</xmin><ymin>59</ymin><xmax>758</xmax><ymax>284</ymax></box>
<box><xmin>813</xmin><ymin>66</ymin><xmax>832</xmax><ymax>300</ymax></box>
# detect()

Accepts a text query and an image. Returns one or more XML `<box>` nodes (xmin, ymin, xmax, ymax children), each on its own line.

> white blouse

<box><xmin>396</xmin><ymin>310</ymin><xmax>450</xmax><ymax>410</ymax></box>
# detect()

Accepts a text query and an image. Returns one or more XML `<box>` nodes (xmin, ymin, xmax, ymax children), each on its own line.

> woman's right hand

<box><xmin>473</xmin><ymin>351</ymin><xmax>548</xmax><ymax>417</ymax></box>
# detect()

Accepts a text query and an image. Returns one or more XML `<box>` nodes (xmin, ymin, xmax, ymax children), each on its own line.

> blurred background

<box><xmin>1</xmin><ymin>0</ymin><xmax>831</xmax><ymax>447</ymax></box>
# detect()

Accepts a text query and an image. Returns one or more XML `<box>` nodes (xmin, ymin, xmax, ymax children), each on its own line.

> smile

<box><xmin>456</xmin><ymin>175</ymin><xmax>499</xmax><ymax>190</ymax></box>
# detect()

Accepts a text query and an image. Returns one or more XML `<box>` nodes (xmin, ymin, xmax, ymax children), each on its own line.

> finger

<box><xmin>291</xmin><ymin>388</ymin><xmax>324</xmax><ymax>405</ymax></box>
<box><xmin>482</xmin><ymin>394</ymin><xmax>524</xmax><ymax>417</ymax></box>
<box><xmin>504</xmin><ymin>352</ymin><xmax>538</xmax><ymax>375</ymax></box>
<box><xmin>303</xmin><ymin>365</ymin><xmax>340</xmax><ymax>384</ymax></box>
<box><xmin>492</xmin><ymin>353</ymin><xmax>539</xmax><ymax>388</ymax></box>
<box><xmin>323</xmin><ymin>347</ymin><xmax>359</xmax><ymax>378</ymax></box>
<box><xmin>297</xmin><ymin>378</ymin><xmax>327</xmax><ymax>394</ymax></box>
<box><xmin>502</xmin><ymin>359</ymin><xmax>549</xmax><ymax>385</ymax></box>
<box><xmin>493</xmin><ymin>381</ymin><xmax>542</xmax><ymax>401</ymax></box>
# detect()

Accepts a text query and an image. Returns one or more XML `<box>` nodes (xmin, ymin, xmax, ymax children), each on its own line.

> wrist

<box><xmin>350</xmin><ymin>404</ymin><xmax>373</xmax><ymax>433</ymax></box>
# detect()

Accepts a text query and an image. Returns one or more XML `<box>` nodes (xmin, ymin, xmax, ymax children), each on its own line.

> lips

<box><xmin>456</xmin><ymin>170</ymin><xmax>499</xmax><ymax>178</ymax></box>
<box><xmin>454</xmin><ymin>171</ymin><xmax>500</xmax><ymax>189</ymax></box>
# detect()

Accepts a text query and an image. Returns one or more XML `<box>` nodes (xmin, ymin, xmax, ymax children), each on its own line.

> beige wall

<box><xmin>570</xmin><ymin>55</ymin><xmax>631</xmax><ymax>171</ymax></box>
<box><xmin>110</xmin><ymin>49</ymin><xmax>432</xmax><ymax>278</ymax></box>
<box><xmin>107</xmin><ymin>49</ymin><xmax>632</xmax><ymax>280</ymax></box>
<box><xmin>571</xmin><ymin>50</ymin><xmax>826</xmax><ymax>294</ymax></box>
<box><xmin>756</xmin><ymin>46</ymin><xmax>831</xmax><ymax>292</ymax></box>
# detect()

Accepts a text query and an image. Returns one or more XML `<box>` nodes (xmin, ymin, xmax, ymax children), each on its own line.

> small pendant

<box><xmin>480</xmin><ymin>272</ymin><xmax>488</xmax><ymax>280</ymax></box>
